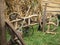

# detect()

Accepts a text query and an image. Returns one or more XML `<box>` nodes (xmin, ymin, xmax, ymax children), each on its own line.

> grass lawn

<box><xmin>24</xmin><ymin>25</ymin><xmax>60</xmax><ymax>45</ymax></box>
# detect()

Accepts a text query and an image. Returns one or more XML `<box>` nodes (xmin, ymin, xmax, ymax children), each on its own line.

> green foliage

<box><xmin>24</xmin><ymin>25</ymin><xmax>60</xmax><ymax>45</ymax></box>
<box><xmin>6</xmin><ymin>30</ymin><xmax>11</xmax><ymax>42</ymax></box>
<box><xmin>6</xmin><ymin>25</ymin><xmax>60</xmax><ymax>45</ymax></box>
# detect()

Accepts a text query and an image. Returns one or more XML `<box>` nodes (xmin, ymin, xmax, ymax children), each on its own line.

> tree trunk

<box><xmin>0</xmin><ymin>0</ymin><xmax>7</xmax><ymax>45</ymax></box>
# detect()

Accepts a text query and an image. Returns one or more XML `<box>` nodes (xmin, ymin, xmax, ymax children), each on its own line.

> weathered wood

<box><xmin>47</xmin><ymin>22</ymin><xmax>58</xmax><ymax>26</ymax></box>
<box><xmin>5</xmin><ymin>20</ymin><xmax>25</xmax><ymax>45</ymax></box>
<box><xmin>15</xmin><ymin>18</ymin><xmax>18</xmax><ymax>30</ymax></box>
<box><xmin>10</xmin><ymin>19</ymin><xmax>22</xmax><ymax>23</ymax></box>
<box><xmin>10</xmin><ymin>14</ymin><xmax>38</xmax><ymax>30</ymax></box>
<box><xmin>0</xmin><ymin>0</ymin><xmax>7</xmax><ymax>45</ymax></box>
<box><xmin>10</xmin><ymin>15</ymin><xmax>38</xmax><ymax>23</ymax></box>
<box><xmin>23</xmin><ymin>23</ymin><xmax>38</xmax><ymax>27</ymax></box>
<box><xmin>43</xmin><ymin>1</ymin><xmax>60</xmax><ymax>5</ymax></box>
<box><xmin>21</xmin><ymin>14</ymin><xmax>38</xmax><ymax>19</ymax></box>
<box><xmin>47</xmin><ymin>11</ymin><xmax>60</xmax><ymax>12</ymax></box>
<box><xmin>42</xmin><ymin>3</ymin><xmax>47</xmax><ymax>32</ymax></box>
<box><xmin>46</xmin><ymin>13</ymin><xmax>59</xmax><ymax>33</ymax></box>
<box><xmin>43</xmin><ymin>5</ymin><xmax>60</xmax><ymax>8</ymax></box>
<box><xmin>28</xmin><ymin>18</ymin><xmax>30</xmax><ymax>25</ymax></box>
<box><xmin>46</xmin><ymin>31</ymin><xmax>56</xmax><ymax>34</ymax></box>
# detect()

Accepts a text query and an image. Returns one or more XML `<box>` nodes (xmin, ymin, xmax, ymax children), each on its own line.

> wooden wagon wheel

<box><xmin>5</xmin><ymin>20</ymin><xmax>25</xmax><ymax>45</ymax></box>
<box><xmin>45</xmin><ymin>13</ymin><xmax>59</xmax><ymax>34</ymax></box>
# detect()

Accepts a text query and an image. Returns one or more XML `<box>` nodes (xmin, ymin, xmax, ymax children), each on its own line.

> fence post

<box><xmin>42</xmin><ymin>3</ymin><xmax>47</xmax><ymax>32</ymax></box>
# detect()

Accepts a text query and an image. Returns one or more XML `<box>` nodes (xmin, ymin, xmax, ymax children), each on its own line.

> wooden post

<box><xmin>42</xmin><ymin>3</ymin><xmax>47</xmax><ymax>32</ymax></box>
<box><xmin>0</xmin><ymin>0</ymin><xmax>7</xmax><ymax>45</ymax></box>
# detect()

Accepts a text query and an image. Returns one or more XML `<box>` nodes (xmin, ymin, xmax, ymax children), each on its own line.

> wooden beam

<box><xmin>46</xmin><ymin>11</ymin><xmax>60</xmax><ymax>12</ymax></box>
<box><xmin>10</xmin><ymin>15</ymin><xmax>38</xmax><ymax>23</ymax></box>
<box><xmin>43</xmin><ymin>5</ymin><xmax>60</xmax><ymax>8</ymax></box>
<box><xmin>43</xmin><ymin>1</ymin><xmax>60</xmax><ymax>5</ymax></box>
<box><xmin>21</xmin><ymin>14</ymin><xmax>38</xmax><ymax>19</ymax></box>
<box><xmin>23</xmin><ymin>23</ymin><xmax>38</xmax><ymax>27</ymax></box>
<box><xmin>0</xmin><ymin>0</ymin><xmax>7</xmax><ymax>45</ymax></box>
<box><xmin>10</xmin><ymin>19</ymin><xmax>22</xmax><ymax>23</ymax></box>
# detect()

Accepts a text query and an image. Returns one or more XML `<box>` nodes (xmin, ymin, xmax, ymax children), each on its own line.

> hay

<box><xmin>5</xmin><ymin>0</ymin><xmax>42</xmax><ymax>20</ymax></box>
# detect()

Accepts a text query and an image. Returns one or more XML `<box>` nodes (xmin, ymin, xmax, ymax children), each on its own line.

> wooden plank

<box><xmin>0</xmin><ymin>0</ymin><xmax>7</xmax><ymax>45</ymax></box>
<box><xmin>43</xmin><ymin>1</ymin><xmax>60</xmax><ymax>5</ymax></box>
<box><xmin>43</xmin><ymin>5</ymin><xmax>60</xmax><ymax>8</ymax></box>
<box><xmin>46</xmin><ymin>11</ymin><xmax>60</xmax><ymax>12</ymax></box>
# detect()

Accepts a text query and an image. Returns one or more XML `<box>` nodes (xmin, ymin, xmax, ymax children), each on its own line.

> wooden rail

<box><xmin>43</xmin><ymin>1</ymin><xmax>60</xmax><ymax>5</ymax></box>
<box><xmin>21</xmin><ymin>14</ymin><xmax>38</xmax><ymax>19</ymax></box>
<box><xmin>10</xmin><ymin>19</ymin><xmax>22</xmax><ymax>23</ymax></box>
<box><xmin>23</xmin><ymin>23</ymin><xmax>38</xmax><ymax>27</ymax></box>
<box><xmin>10</xmin><ymin>15</ymin><xmax>38</xmax><ymax>23</ymax></box>
<box><xmin>10</xmin><ymin>15</ymin><xmax>38</xmax><ymax>30</ymax></box>
<box><xmin>43</xmin><ymin>5</ymin><xmax>60</xmax><ymax>8</ymax></box>
<box><xmin>46</xmin><ymin>11</ymin><xmax>60</xmax><ymax>12</ymax></box>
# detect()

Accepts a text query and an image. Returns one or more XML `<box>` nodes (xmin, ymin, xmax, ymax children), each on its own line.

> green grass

<box><xmin>24</xmin><ymin>25</ymin><xmax>60</xmax><ymax>45</ymax></box>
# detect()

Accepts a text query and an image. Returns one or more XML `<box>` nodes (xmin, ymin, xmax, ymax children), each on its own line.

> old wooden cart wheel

<box><xmin>45</xmin><ymin>13</ymin><xmax>59</xmax><ymax>33</ymax></box>
<box><xmin>5</xmin><ymin>20</ymin><xmax>25</xmax><ymax>45</ymax></box>
<box><xmin>6</xmin><ymin>25</ymin><xmax>22</xmax><ymax>45</ymax></box>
